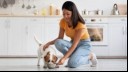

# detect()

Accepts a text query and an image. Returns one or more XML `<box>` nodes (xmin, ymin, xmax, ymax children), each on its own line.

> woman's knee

<box><xmin>68</xmin><ymin>57</ymin><xmax>79</xmax><ymax>68</ymax></box>
<box><xmin>55</xmin><ymin>39</ymin><xmax>63</xmax><ymax>47</ymax></box>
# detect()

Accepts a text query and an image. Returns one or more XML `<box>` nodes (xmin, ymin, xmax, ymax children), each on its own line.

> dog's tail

<box><xmin>34</xmin><ymin>34</ymin><xmax>42</xmax><ymax>46</ymax></box>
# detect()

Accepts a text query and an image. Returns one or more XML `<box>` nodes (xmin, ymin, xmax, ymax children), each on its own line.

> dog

<box><xmin>34</xmin><ymin>35</ymin><xmax>59</xmax><ymax>69</ymax></box>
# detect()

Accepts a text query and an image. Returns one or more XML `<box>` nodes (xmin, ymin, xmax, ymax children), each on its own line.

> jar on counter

<box><xmin>82</xmin><ymin>9</ymin><xmax>89</xmax><ymax>15</ymax></box>
<box><xmin>33</xmin><ymin>10</ymin><xmax>39</xmax><ymax>16</ymax></box>
<box><xmin>56</xmin><ymin>8</ymin><xmax>60</xmax><ymax>15</ymax></box>
<box><xmin>96</xmin><ymin>9</ymin><xmax>103</xmax><ymax>15</ymax></box>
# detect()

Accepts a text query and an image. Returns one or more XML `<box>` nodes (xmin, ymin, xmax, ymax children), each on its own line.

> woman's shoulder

<box><xmin>60</xmin><ymin>18</ymin><xmax>67</xmax><ymax>25</ymax></box>
<box><xmin>60</xmin><ymin>18</ymin><xmax>66</xmax><ymax>23</ymax></box>
<box><xmin>59</xmin><ymin>18</ymin><xmax>66</xmax><ymax>28</ymax></box>
<box><xmin>75</xmin><ymin>22</ymin><xmax>86</xmax><ymax>30</ymax></box>
<box><xmin>78</xmin><ymin>22</ymin><xmax>85</xmax><ymax>27</ymax></box>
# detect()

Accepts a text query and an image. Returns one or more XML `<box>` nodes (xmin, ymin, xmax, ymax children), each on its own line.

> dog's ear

<box><xmin>44</xmin><ymin>52</ymin><xmax>50</xmax><ymax>62</ymax></box>
<box><xmin>52</xmin><ymin>55</ymin><xmax>58</xmax><ymax>63</ymax></box>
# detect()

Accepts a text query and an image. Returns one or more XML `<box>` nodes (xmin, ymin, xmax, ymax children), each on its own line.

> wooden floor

<box><xmin>0</xmin><ymin>58</ymin><xmax>127</xmax><ymax>71</ymax></box>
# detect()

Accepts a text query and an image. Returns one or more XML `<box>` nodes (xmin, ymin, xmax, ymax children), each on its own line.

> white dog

<box><xmin>34</xmin><ymin>35</ymin><xmax>59</xmax><ymax>69</ymax></box>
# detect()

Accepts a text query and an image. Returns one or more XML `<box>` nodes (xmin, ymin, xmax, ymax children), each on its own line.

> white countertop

<box><xmin>0</xmin><ymin>15</ymin><xmax>127</xmax><ymax>18</ymax></box>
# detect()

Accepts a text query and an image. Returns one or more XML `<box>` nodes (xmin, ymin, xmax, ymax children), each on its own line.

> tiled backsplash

<box><xmin>0</xmin><ymin>0</ymin><xmax>127</xmax><ymax>16</ymax></box>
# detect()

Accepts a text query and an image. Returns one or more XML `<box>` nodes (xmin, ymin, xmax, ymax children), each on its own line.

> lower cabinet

<box><xmin>26</xmin><ymin>18</ymin><xmax>44</xmax><ymax>56</ymax></box>
<box><xmin>0</xmin><ymin>17</ymin><xmax>127</xmax><ymax>57</ymax></box>
<box><xmin>108</xmin><ymin>18</ymin><xmax>127</xmax><ymax>56</ymax></box>
<box><xmin>0</xmin><ymin>18</ymin><xmax>8</xmax><ymax>55</ymax></box>
<box><xmin>0</xmin><ymin>17</ymin><xmax>44</xmax><ymax>56</ymax></box>
<box><xmin>8</xmin><ymin>18</ymin><xmax>28</xmax><ymax>55</ymax></box>
<box><xmin>44</xmin><ymin>17</ymin><xmax>63</xmax><ymax>57</ymax></box>
<box><xmin>44</xmin><ymin>17</ymin><xmax>60</xmax><ymax>42</ymax></box>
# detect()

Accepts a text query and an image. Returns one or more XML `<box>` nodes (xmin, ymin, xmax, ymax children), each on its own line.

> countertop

<box><xmin>0</xmin><ymin>14</ymin><xmax>127</xmax><ymax>18</ymax></box>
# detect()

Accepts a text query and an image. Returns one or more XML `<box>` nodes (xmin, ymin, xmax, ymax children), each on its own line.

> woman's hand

<box><xmin>57</xmin><ymin>57</ymin><xmax>66</xmax><ymax>65</ymax></box>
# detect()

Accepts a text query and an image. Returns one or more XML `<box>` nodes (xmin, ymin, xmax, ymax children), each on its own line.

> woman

<box><xmin>43</xmin><ymin>1</ymin><xmax>98</xmax><ymax>68</ymax></box>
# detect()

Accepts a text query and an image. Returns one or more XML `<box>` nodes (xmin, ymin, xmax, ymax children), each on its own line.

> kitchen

<box><xmin>0</xmin><ymin>0</ymin><xmax>127</xmax><ymax>71</ymax></box>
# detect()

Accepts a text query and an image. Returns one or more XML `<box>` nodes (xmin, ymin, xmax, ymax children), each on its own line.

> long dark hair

<box><xmin>62</xmin><ymin>1</ymin><xmax>85</xmax><ymax>29</ymax></box>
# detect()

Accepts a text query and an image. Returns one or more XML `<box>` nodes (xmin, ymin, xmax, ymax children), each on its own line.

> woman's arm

<box><xmin>63</xmin><ymin>28</ymin><xmax>85</xmax><ymax>59</ymax></box>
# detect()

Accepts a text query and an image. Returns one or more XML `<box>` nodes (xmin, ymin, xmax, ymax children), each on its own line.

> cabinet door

<box><xmin>108</xmin><ymin>23</ymin><xmax>125</xmax><ymax>56</ymax></box>
<box><xmin>44</xmin><ymin>17</ymin><xmax>64</xmax><ymax>57</ymax></box>
<box><xmin>0</xmin><ymin>18</ymin><xmax>8</xmax><ymax>55</ymax></box>
<box><xmin>27</xmin><ymin>18</ymin><xmax>44</xmax><ymax>55</ymax></box>
<box><xmin>8</xmin><ymin>18</ymin><xmax>28</xmax><ymax>55</ymax></box>
<box><xmin>44</xmin><ymin>17</ymin><xmax>60</xmax><ymax>42</ymax></box>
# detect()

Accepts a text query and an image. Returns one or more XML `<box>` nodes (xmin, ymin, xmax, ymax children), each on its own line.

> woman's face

<box><xmin>62</xmin><ymin>9</ymin><xmax>72</xmax><ymax>23</ymax></box>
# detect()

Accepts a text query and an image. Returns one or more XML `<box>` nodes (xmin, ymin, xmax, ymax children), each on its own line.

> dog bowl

<box><xmin>47</xmin><ymin>64</ymin><xmax>56</xmax><ymax>69</ymax></box>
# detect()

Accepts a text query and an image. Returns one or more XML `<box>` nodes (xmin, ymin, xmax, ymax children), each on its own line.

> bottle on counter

<box><xmin>41</xmin><ymin>8</ymin><xmax>46</xmax><ymax>16</ymax></box>
<box><xmin>56</xmin><ymin>8</ymin><xmax>60</xmax><ymax>15</ymax></box>
<box><xmin>49</xmin><ymin>4</ymin><xmax>53</xmax><ymax>15</ymax></box>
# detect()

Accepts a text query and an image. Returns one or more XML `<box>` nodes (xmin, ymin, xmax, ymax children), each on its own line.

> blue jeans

<box><xmin>55</xmin><ymin>39</ymin><xmax>92</xmax><ymax>68</ymax></box>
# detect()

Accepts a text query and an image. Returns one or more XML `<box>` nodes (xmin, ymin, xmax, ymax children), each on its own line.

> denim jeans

<box><xmin>55</xmin><ymin>39</ymin><xmax>92</xmax><ymax>68</ymax></box>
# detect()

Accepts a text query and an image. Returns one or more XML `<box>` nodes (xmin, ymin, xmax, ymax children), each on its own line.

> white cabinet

<box><xmin>27</xmin><ymin>18</ymin><xmax>44</xmax><ymax>55</ymax></box>
<box><xmin>44</xmin><ymin>17</ymin><xmax>60</xmax><ymax>42</ymax></box>
<box><xmin>44</xmin><ymin>17</ymin><xmax>70</xmax><ymax>42</ymax></box>
<box><xmin>8</xmin><ymin>18</ymin><xmax>28</xmax><ymax>55</ymax></box>
<box><xmin>44</xmin><ymin>17</ymin><xmax>64</xmax><ymax>57</ymax></box>
<box><xmin>108</xmin><ymin>18</ymin><xmax>127</xmax><ymax>56</ymax></box>
<box><xmin>0</xmin><ymin>16</ymin><xmax>127</xmax><ymax>57</ymax></box>
<box><xmin>0</xmin><ymin>18</ymin><xmax>8</xmax><ymax>55</ymax></box>
<box><xmin>0</xmin><ymin>17</ymin><xmax>44</xmax><ymax>56</ymax></box>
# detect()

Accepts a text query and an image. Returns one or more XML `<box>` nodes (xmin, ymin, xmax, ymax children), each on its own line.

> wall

<box><xmin>0</xmin><ymin>0</ymin><xmax>127</xmax><ymax>15</ymax></box>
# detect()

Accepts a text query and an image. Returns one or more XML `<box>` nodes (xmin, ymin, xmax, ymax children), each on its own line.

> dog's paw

<box><xmin>55</xmin><ymin>65</ymin><xmax>59</xmax><ymax>68</ymax></box>
<box><xmin>37</xmin><ymin>64</ymin><xmax>40</xmax><ymax>66</ymax></box>
<box><xmin>43</xmin><ymin>66</ymin><xmax>47</xmax><ymax>69</ymax></box>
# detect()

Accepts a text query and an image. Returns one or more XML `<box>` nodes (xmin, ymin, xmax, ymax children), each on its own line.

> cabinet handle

<box><xmin>5</xmin><ymin>23</ymin><xmax>8</xmax><ymax>28</ymax></box>
<box><xmin>125</xmin><ymin>26</ymin><xmax>127</xmax><ymax>35</ymax></box>
<box><xmin>4</xmin><ymin>20</ymin><xmax>10</xmax><ymax>29</ymax></box>
<box><xmin>25</xmin><ymin>26</ymin><xmax>28</xmax><ymax>35</ymax></box>
<box><xmin>121</xmin><ymin>19</ymin><xmax>126</xmax><ymax>21</ymax></box>
<box><xmin>91</xmin><ymin>19</ymin><xmax>96</xmax><ymax>22</ymax></box>
<box><xmin>123</xmin><ymin>26</ymin><xmax>125</xmax><ymax>35</ymax></box>
<box><xmin>31</xmin><ymin>19</ymin><xmax>37</xmax><ymax>21</ymax></box>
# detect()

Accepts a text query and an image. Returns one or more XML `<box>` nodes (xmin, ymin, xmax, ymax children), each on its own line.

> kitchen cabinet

<box><xmin>0</xmin><ymin>17</ymin><xmax>44</xmax><ymax>56</ymax></box>
<box><xmin>44</xmin><ymin>17</ymin><xmax>60</xmax><ymax>42</ymax></box>
<box><xmin>108</xmin><ymin>18</ymin><xmax>127</xmax><ymax>56</ymax></box>
<box><xmin>0</xmin><ymin>16</ymin><xmax>127</xmax><ymax>57</ymax></box>
<box><xmin>44</xmin><ymin>17</ymin><xmax>62</xmax><ymax>57</ymax></box>
<box><xmin>44</xmin><ymin>17</ymin><xmax>70</xmax><ymax>42</ymax></box>
<box><xmin>8</xmin><ymin>18</ymin><xmax>28</xmax><ymax>55</ymax></box>
<box><xmin>44</xmin><ymin>17</ymin><xmax>66</xmax><ymax>57</ymax></box>
<box><xmin>0</xmin><ymin>17</ymin><xmax>28</xmax><ymax>56</ymax></box>
<box><xmin>0</xmin><ymin>18</ymin><xmax>8</xmax><ymax>55</ymax></box>
<box><xmin>26</xmin><ymin>18</ymin><xmax>44</xmax><ymax>55</ymax></box>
